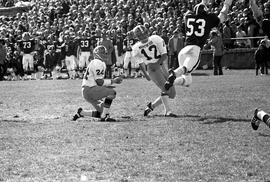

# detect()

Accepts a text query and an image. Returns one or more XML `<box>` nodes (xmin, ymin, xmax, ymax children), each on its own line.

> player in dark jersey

<box><xmin>78</xmin><ymin>32</ymin><xmax>93</xmax><ymax>70</ymax></box>
<box><xmin>164</xmin><ymin>0</ymin><xmax>233</xmax><ymax>90</ymax></box>
<box><xmin>18</xmin><ymin>32</ymin><xmax>36</xmax><ymax>80</ymax></box>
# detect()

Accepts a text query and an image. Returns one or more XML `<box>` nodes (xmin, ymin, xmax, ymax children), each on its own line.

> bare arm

<box><xmin>217</xmin><ymin>0</ymin><xmax>233</xmax><ymax>24</ymax></box>
<box><xmin>249</xmin><ymin>0</ymin><xmax>264</xmax><ymax>26</ymax></box>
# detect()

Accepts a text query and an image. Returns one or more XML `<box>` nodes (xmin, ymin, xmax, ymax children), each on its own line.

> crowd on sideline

<box><xmin>0</xmin><ymin>0</ymin><xmax>269</xmax><ymax>81</ymax></box>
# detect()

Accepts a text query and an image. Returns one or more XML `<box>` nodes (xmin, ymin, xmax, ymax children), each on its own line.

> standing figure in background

<box><xmin>0</xmin><ymin>40</ymin><xmax>6</xmax><ymax>81</ymax></box>
<box><xmin>65</xmin><ymin>35</ymin><xmax>79</xmax><ymax>79</ymax></box>
<box><xmin>98</xmin><ymin>30</ymin><xmax>114</xmax><ymax>79</ymax></box>
<box><xmin>78</xmin><ymin>32</ymin><xmax>94</xmax><ymax>78</ymax></box>
<box><xmin>18</xmin><ymin>32</ymin><xmax>36</xmax><ymax>80</ymax></box>
<box><xmin>254</xmin><ymin>39</ymin><xmax>268</xmax><ymax>75</ymax></box>
<box><xmin>168</xmin><ymin>29</ymin><xmax>184</xmax><ymax>69</ymax></box>
<box><xmin>205</xmin><ymin>30</ymin><xmax>224</xmax><ymax>75</ymax></box>
<box><xmin>123</xmin><ymin>31</ymin><xmax>138</xmax><ymax>78</ymax></box>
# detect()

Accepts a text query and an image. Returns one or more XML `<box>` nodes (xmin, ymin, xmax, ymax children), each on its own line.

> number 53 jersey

<box><xmin>82</xmin><ymin>58</ymin><xmax>106</xmax><ymax>88</ymax></box>
<box><xmin>132</xmin><ymin>35</ymin><xmax>167</xmax><ymax>65</ymax></box>
<box><xmin>185</xmin><ymin>12</ymin><xmax>220</xmax><ymax>48</ymax></box>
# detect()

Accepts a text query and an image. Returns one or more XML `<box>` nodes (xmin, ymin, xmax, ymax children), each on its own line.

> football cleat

<box><xmin>72</xmin><ymin>108</ymin><xmax>83</xmax><ymax>121</ymax></box>
<box><xmin>165</xmin><ymin>112</ymin><xmax>178</xmax><ymax>117</ymax></box>
<box><xmin>164</xmin><ymin>69</ymin><xmax>176</xmax><ymax>91</ymax></box>
<box><xmin>100</xmin><ymin>114</ymin><xmax>116</xmax><ymax>122</ymax></box>
<box><xmin>251</xmin><ymin>108</ymin><xmax>261</xmax><ymax>130</ymax></box>
<box><xmin>144</xmin><ymin>102</ymin><xmax>153</xmax><ymax>116</ymax></box>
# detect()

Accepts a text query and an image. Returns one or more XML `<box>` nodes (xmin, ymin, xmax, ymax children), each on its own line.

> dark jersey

<box><xmin>6</xmin><ymin>42</ymin><xmax>15</xmax><ymax>54</ymax></box>
<box><xmin>262</xmin><ymin>18</ymin><xmax>270</xmax><ymax>38</ymax></box>
<box><xmin>185</xmin><ymin>12</ymin><xmax>220</xmax><ymax>48</ymax></box>
<box><xmin>79</xmin><ymin>38</ymin><xmax>93</xmax><ymax>52</ymax></box>
<box><xmin>124</xmin><ymin>38</ymin><xmax>137</xmax><ymax>52</ymax></box>
<box><xmin>18</xmin><ymin>39</ymin><xmax>35</xmax><ymax>54</ymax></box>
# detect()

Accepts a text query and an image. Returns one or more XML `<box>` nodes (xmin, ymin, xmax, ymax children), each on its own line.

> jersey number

<box><xmin>96</xmin><ymin>69</ymin><xmax>104</xmax><ymax>75</ymax></box>
<box><xmin>81</xmin><ymin>40</ymin><xmax>89</xmax><ymax>48</ymax></box>
<box><xmin>141</xmin><ymin>45</ymin><xmax>161</xmax><ymax>60</ymax></box>
<box><xmin>186</xmin><ymin>18</ymin><xmax>206</xmax><ymax>37</ymax></box>
<box><xmin>23</xmin><ymin>42</ymin><xmax>32</xmax><ymax>49</ymax></box>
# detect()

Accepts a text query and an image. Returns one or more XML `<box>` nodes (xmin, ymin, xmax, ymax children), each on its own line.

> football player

<box><xmin>72</xmin><ymin>45</ymin><xmax>123</xmax><ymax>122</ymax></box>
<box><xmin>64</xmin><ymin>34</ymin><xmax>80</xmax><ymax>79</ymax></box>
<box><xmin>164</xmin><ymin>0</ymin><xmax>234</xmax><ymax>90</ymax></box>
<box><xmin>18</xmin><ymin>32</ymin><xmax>36</xmax><ymax>80</ymax></box>
<box><xmin>78</xmin><ymin>32</ymin><xmax>93</xmax><ymax>73</ymax></box>
<box><xmin>251</xmin><ymin>108</ymin><xmax>270</xmax><ymax>130</ymax></box>
<box><xmin>132</xmin><ymin>25</ymin><xmax>177</xmax><ymax>117</ymax></box>
<box><xmin>123</xmin><ymin>31</ymin><xmax>138</xmax><ymax>78</ymax></box>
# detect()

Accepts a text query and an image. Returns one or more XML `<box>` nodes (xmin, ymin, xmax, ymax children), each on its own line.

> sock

<box><xmin>152</xmin><ymin>96</ymin><xmax>162</xmax><ymax>109</ymax></box>
<box><xmin>81</xmin><ymin>110</ymin><xmax>101</xmax><ymax>118</ymax></box>
<box><xmin>174</xmin><ymin>76</ymin><xmax>185</xmax><ymax>86</ymax></box>
<box><xmin>174</xmin><ymin>66</ymin><xmax>187</xmax><ymax>77</ymax></box>
<box><xmin>161</xmin><ymin>94</ymin><xmax>171</xmax><ymax>114</ymax></box>
<box><xmin>101</xmin><ymin>98</ymin><xmax>113</xmax><ymax>118</ymax></box>
<box><xmin>101</xmin><ymin>107</ymin><xmax>110</xmax><ymax>118</ymax></box>
<box><xmin>257</xmin><ymin>110</ymin><xmax>267</xmax><ymax>121</ymax></box>
<box><xmin>263</xmin><ymin>115</ymin><xmax>270</xmax><ymax>127</ymax></box>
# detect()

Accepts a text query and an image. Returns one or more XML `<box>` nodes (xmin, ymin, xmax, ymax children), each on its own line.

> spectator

<box><xmin>235</xmin><ymin>25</ymin><xmax>250</xmax><ymax>48</ymax></box>
<box><xmin>205</xmin><ymin>30</ymin><xmax>225</xmax><ymax>75</ymax></box>
<box><xmin>254</xmin><ymin>39</ymin><xmax>268</xmax><ymax>75</ymax></box>
<box><xmin>0</xmin><ymin>40</ymin><xmax>7</xmax><ymax>81</ymax></box>
<box><xmin>223</xmin><ymin>20</ymin><xmax>234</xmax><ymax>49</ymax></box>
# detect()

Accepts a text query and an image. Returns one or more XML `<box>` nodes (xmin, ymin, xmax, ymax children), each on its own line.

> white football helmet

<box><xmin>133</xmin><ymin>25</ymin><xmax>148</xmax><ymax>42</ymax></box>
<box><xmin>93</xmin><ymin>45</ymin><xmax>108</xmax><ymax>61</ymax></box>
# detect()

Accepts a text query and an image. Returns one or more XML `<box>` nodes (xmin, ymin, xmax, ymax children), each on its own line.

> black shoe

<box><xmin>251</xmin><ymin>108</ymin><xmax>261</xmax><ymax>130</ymax></box>
<box><xmin>164</xmin><ymin>69</ymin><xmax>176</xmax><ymax>90</ymax></box>
<box><xmin>165</xmin><ymin>112</ymin><xmax>178</xmax><ymax>117</ymax></box>
<box><xmin>72</xmin><ymin>107</ymin><xmax>83</xmax><ymax>121</ymax></box>
<box><xmin>144</xmin><ymin>102</ymin><xmax>153</xmax><ymax>116</ymax></box>
<box><xmin>100</xmin><ymin>114</ymin><xmax>116</xmax><ymax>122</ymax></box>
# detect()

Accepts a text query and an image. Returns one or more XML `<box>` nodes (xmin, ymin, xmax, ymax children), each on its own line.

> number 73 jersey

<box><xmin>132</xmin><ymin>35</ymin><xmax>167</xmax><ymax>65</ymax></box>
<box><xmin>185</xmin><ymin>12</ymin><xmax>220</xmax><ymax>48</ymax></box>
<box><xmin>82</xmin><ymin>58</ymin><xmax>106</xmax><ymax>88</ymax></box>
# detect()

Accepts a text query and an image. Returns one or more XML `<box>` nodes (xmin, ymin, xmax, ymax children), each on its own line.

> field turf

<box><xmin>0</xmin><ymin>69</ymin><xmax>270</xmax><ymax>182</ymax></box>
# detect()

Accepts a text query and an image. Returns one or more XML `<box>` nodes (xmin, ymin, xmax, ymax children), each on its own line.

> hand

<box><xmin>112</xmin><ymin>77</ymin><xmax>123</xmax><ymax>84</ymax></box>
<box><xmin>224</xmin><ymin>0</ymin><xmax>233</xmax><ymax>6</ymax></box>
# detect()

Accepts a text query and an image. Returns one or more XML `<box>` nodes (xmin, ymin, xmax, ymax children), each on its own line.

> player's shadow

<box><xmin>258</xmin><ymin>133</ymin><xmax>270</xmax><ymax>137</ymax></box>
<box><xmin>149</xmin><ymin>114</ymin><xmax>250</xmax><ymax>124</ymax></box>
<box><xmin>0</xmin><ymin>119</ymin><xmax>28</xmax><ymax>123</ymax></box>
<box><xmin>192</xmin><ymin>72</ymin><xmax>210</xmax><ymax>76</ymax></box>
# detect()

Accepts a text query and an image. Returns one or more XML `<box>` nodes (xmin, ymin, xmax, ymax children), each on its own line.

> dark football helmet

<box><xmin>193</xmin><ymin>3</ymin><xmax>208</xmax><ymax>15</ymax></box>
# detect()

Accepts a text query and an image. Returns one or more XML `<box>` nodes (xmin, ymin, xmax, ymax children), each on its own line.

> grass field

<box><xmin>0</xmin><ymin>69</ymin><xmax>270</xmax><ymax>182</ymax></box>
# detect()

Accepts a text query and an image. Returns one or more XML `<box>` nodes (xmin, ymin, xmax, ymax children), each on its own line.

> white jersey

<box><xmin>82</xmin><ymin>58</ymin><xmax>106</xmax><ymax>88</ymax></box>
<box><xmin>132</xmin><ymin>35</ymin><xmax>167</xmax><ymax>65</ymax></box>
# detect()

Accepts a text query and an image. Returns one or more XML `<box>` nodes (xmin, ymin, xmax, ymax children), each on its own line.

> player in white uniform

<box><xmin>132</xmin><ymin>25</ymin><xmax>176</xmax><ymax>117</ymax></box>
<box><xmin>72</xmin><ymin>45</ymin><xmax>123</xmax><ymax>122</ymax></box>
